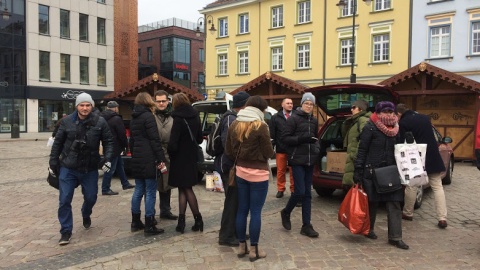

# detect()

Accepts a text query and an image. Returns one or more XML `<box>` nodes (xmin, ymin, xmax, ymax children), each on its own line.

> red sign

<box><xmin>175</xmin><ymin>63</ymin><xmax>189</xmax><ymax>70</ymax></box>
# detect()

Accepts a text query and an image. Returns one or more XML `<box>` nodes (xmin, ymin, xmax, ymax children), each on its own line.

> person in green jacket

<box><xmin>341</xmin><ymin>100</ymin><xmax>371</xmax><ymax>189</ymax></box>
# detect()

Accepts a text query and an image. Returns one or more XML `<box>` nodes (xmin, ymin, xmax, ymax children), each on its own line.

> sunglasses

<box><xmin>351</xmin><ymin>106</ymin><xmax>357</xmax><ymax>110</ymax></box>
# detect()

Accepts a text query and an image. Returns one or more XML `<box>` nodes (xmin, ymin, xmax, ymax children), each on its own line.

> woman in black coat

<box><xmin>354</xmin><ymin>101</ymin><xmax>408</xmax><ymax>250</ymax></box>
<box><xmin>130</xmin><ymin>92</ymin><xmax>166</xmax><ymax>236</ymax></box>
<box><xmin>167</xmin><ymin>93</ymin><xmax>203</xmax><ymax>234</ymax></box>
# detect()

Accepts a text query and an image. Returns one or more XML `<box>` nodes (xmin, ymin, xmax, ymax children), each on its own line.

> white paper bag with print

<box><xmin>205</xmin><ymin>173</ymin><xmax>215</xmax><ymax>191</ymax></box>
<box><xmin>212</xmin><ymin>171</ymin><xmax>224</xmax><ymax>192</ymax></box>
<box><xmin>394</xmin><ymin>141</ymin><xmax>428</xmax><ymax>186</ymax></box>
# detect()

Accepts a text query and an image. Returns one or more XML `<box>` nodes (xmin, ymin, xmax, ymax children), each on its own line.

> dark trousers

<box><xmin>284</xmin><ymin>165</ymin><xmax>314</xmax><ymax>226</ymax></box>
<box><xmin>369</xmin><ymin>201</ymin><xmax>403</xmax><ymax>240</ymax></box>
<box><xmin>159</xmin><ymin>189</ymin><xmax>172</xmax><ymax>215</ymax></box>
<box><xmin>219</xmin><ymin>172</ymin><xmax>238</xmax><ymax>243</ymax></box>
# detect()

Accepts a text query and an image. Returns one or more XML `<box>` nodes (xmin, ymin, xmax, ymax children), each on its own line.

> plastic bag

<box><xmin>212</xmin><ymin>171</ymin><xmax>224</xmax><ymax>192</ymax></box>
<box><xmin>338</xmin><ymin>184</ymin><xmax>370</xmax><ymax>235</ymax></box>
<box><xmin>394</xmin><ymin>141</ymin><xmax>428</xmax><ymax>186</ymax></box>
<box><xmin>47</xmin><ymin>137</ymin><xmax>54</xmax><ymax>148</ymax></box>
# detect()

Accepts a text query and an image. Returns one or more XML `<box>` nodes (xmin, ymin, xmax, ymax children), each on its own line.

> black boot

<box><xmin>192</xmin><ymin>213</ymin><xmax>204</xmax><ymax>232</ymax></box>
<box><xmin>131</xmin><ymin>213</ymin><xmax>145</xmax><ymax>232</ymax></box>
<box><xmin>176</xmin><ymin>214</ymin><xmax>186</xmax><ymax>233</ymax></box>
<box><xmin>144</xmin><ymin>216</ymin><xmax>164</xmax><ymax>236</ymax></box>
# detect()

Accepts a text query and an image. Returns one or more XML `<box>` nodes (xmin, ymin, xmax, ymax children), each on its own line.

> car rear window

<box><xmin>318</xmin><ymin>92</ymin><xmax>394</xmax><ymax>115</ymax></box>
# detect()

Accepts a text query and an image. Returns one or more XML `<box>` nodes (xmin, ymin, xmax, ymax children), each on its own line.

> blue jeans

<box><xmin>284</xmin><ymin>165</ymin><xmax>314</xmax><ymax>226</ymax></box>
<box><xmin>235</xmin><ymin>176</ymin><xmax>268</xmax><ymax>245</ymax></box>
<box><xmin>101</xmin><ymin>155</ymin><xmax>130</xmax><ymax>193</ymax></box>
<box><xmin>131</xmin><ymin>178</ymin><xmax>157</xmax><ymax>217</ymax></box>
<box><xmin>58</xmin><ymin>167</ymin><xmax>99</xmax><ymax>234</ymax></box>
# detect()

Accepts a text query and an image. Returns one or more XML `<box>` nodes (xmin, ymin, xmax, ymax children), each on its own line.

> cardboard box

<box><xmin>326</xmin><ymin>151</ymin><xmax>347</xmax><ymax>173</ymax></box>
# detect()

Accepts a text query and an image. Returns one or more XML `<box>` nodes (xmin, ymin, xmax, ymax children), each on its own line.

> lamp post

<box><xmin>0</xmin><ymin>0</ymin><xmax>11</xmax><ymax>21</ymax></box>
<box><xmin>336</xmin><ymin>0</ymin><xmax>371</xmax><ymax>83</ymax></box>
<box><xmin>195</xmin><ymin>15</ymin><xmax>216</xmax><ymax>99</ymax></box>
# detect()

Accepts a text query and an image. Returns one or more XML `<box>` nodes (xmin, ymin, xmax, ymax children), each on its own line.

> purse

<box><xmin>338</xmin><ymin>184</ymin><xmax>370</xmax><ymax>235</ymax></box>
<box><xmin>372</xmin><ymin>165</ymin><xmax>402</xmax><ymax>193</ymax></box>
<box><xmin>47</xmin><ymin>168</ymin><xmax>59</xmax><ymax>190</ymax></box>
<box><xmin>228</xmin><ymin>144</ymin><xmax>242</xmax><ymax>187</ymax></box>
<box><xmin>184</xmin><ymin>119</ymin><xmax>204</xmax><ymax>164</ymax></box>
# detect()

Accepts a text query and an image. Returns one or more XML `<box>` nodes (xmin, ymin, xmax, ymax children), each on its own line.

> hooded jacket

<box><xmin>270</xmin><ymin>110</ymin><xmax>290</xmax><ymax>153</ymax></box>
<box><xmin>100</xmin><ymin>109</ymin><xmax>128</xmax><ymax>157</ymax></box>
<box><xmin>214</xmin><ymin>109</ymin><xmax>238</xmax><ymax>174</ymax></box>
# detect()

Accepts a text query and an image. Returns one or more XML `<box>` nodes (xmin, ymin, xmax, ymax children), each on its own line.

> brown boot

<box><xmin>237</xmin><ymin>241</ymin><xmax>249</xmax><ymax>258</ymax></box>
<box><xmin>249</xmin><ymin>245</ymin><xmax>266</xmax><ymax>262</ymax></box>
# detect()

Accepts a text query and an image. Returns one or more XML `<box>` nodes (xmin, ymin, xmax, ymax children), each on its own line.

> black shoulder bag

<box><xmin>184</xmin><ymin>119</ymin><xmax>205</xmax><ymax>164</ymax></box>
<box><xmin>371</xmin><ymin>138</ymin><xmax>402</xmax><ymax>194</ymax></box>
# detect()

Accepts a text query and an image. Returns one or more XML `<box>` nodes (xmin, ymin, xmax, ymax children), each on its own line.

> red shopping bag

<box><xmin>338</xmin><ymin>184</ymin><xmax>370</xmax><ymax>235</ymax></box>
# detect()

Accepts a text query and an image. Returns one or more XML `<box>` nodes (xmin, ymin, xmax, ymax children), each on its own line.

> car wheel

<box><xmin>442</xmin><ymin>158</ymin><xmax>453</xmax><ymax>185</ymax></box>
<box><xmin>413</xmin><ymin>186</ymin><xmax>423</xmax><ymax>209</ymax></box>
<box><xmin>314</xmin><ymin>187</ymin><xmax>335</xmax><ymax>197</ymax></box>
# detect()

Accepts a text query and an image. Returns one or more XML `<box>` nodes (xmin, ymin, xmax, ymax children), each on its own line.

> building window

<box><xmin>80</xmin><ymin>57</ymin><xmax>89</xmax><ymax>84</ymax></box>
<box><xmin>472</xmin><ymin>21</ymin><xmax>480</xmax><ymax>54</ymax></box>
<box><xmin>430</xmin><ymin>25</ymin><xmax>451</xmax><ymax>57</ymax></box>
<box><xmin>39</xmin><ymin>51</ymin><xmax>50</xmax><ymax>81</ymax></box>
<box><xmin>39</xmin><ymin>5</ymin><xmax>49</xmax><ymax>35</ymax></box>
<box><xmin>60</xmin><ymin>54</ymin><xmax>70</xmax><ymax>82</ymax></box>
<box><xmin>199</xmin><ymin>48</ymin><xmax>205</xmax><ymax>62</ymax></box>
<box><xmin>341</xmin><ymin>39</ymin><xmax>353</xmax><ymax>65</ymax></box>
<box><xmin>97</xmin><ymin>0</ymin><xmax>106</xmax><ymax>3</ymax></box>
<box><xmin>271</xmin><ymin>47</ymin><xmax>283</xmax><ymax>71</ymax></box>
<box><xmin>97</xmin><ymin>18</ymin><xmax>106</xmax><ymax>44</ymax></box>
<box><xmin>218</xmin><ymin>54</ymin><xmax>228</xmax><ymax>75</ymax></box>
<box><xmin>98</xmin><ymin>59</ymin><xmax>106</xmax><ymax>85</ymax></box>
<box><xmin>341</xmin><ymin>0</ymin><xmax>355</xmax><ymax>17</ymax></box>
<box><xmin>147</xmin><ymin>47</ymin><xmax>153</xmax><ymax>61</ymax></box>
<box><xmin>374</xmin><ymin>0</ymin><xmax>391</xmax><ymax>11</ymax></box>
<box><xmin>297</xmin><ymin>44</ymin><xmax>310</xmax><ymax>68</ymax></box>
<box><xmin>238</xmin><ymin>52</ymin><xmax>249</xmax><ymax>74</ymax></box>
<box><xmin>219</xmin><ymin>18</ymin><xmax>228</xmax><ymax>37</ymax></box>
<box><xmin>373</xmin><ymin>34</ymin><xmax>389</xmax><ymax>62</ymax></box>
<box><xmin>60</xmin><ymin>9</ymin><xmax>70</xmax><ymax>39</ymax></box>
<box><xmin>298</xmin><ymin>1</ymin><xmax>311</xmax><ymax>24</ymax></box>
<box><xmin>239</xmin><ymin>14</ymin><xmax>249</xmax><ymax>34</ymax></box>
<box><xmin>79</xmin><ymin>14</ymin><xmax>88</xmax><ymax>41</ymax></box>
<box><xmin>272</xmin><ymin>6</ymin><xmax>283</xmax><ymax>28</ymax></box>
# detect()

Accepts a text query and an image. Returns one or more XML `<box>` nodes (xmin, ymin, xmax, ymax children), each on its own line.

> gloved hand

<box><xmin>299</xmin><ymin>136</ymin><xmax>318</xmax><ymax>144</ymax></box>
<box><xmin>353</xmin><ymin>169</ymin><xmax>364</xmax><ymax>184</ymax></box>
<box><xmin>102</xmin><ymin>161</ymin><xmax>111</xmax><ymax>173</ymax></box>
<box><xmin>49</xmin><ymin>165</ymin><xmax>59</xmax><ymax>178</ymax></box>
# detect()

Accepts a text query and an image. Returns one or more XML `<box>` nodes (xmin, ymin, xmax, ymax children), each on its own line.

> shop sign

<box><xmin>174</xmin><ymin>63</ymin><xmax>189</xmax><ymax>71</ymax></box>
<box><xmin>61</xmin><ymin>90</ymin><xmax>85</xmax><ymax>99</ymax></box>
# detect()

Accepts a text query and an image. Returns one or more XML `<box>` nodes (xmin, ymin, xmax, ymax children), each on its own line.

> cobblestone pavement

<box><xmin>1</xmin><ymin>135</ymin><xmax>480</xmax><ymax>269</ymax></box>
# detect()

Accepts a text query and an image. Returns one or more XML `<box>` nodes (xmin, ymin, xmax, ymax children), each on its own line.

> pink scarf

<box><xmin>370</xmin><ymin>112</ymin><xmax>398</xmax><ymax>137</ymax></box>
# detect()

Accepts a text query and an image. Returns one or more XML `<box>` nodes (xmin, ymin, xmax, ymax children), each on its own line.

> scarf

<box><xmin>370</xmin><ymin>112</ymin><xmax>398</xmax><ymax>137</ymax></box>
<box><xmin>236</xmin><ymin>106</ymin><xmax>265</xmax><ymax>122</ymax></box>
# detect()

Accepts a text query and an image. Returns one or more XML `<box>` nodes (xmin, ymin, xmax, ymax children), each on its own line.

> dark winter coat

<box><xmin>214</xmin><ymin>110</ymin><xmax>237</xmax><ymax>174</ymax></box>
<box><xmin>130</xmin><ymin>105</ymin><xmax>166</xmax><ymax>179</ymax></box>
<box><xmin>398</xmin><ymin>110</ymin><xmax>446</xmax><ymax>174</ymax></box>
<box><xmin>270</xmin><ymin>110</ymin><xmax>290</xmax><ymax>154</ymax></box>
<box><xmin>100</xmin><ymin>109</ymin><xmax>128</xmax><ymax>157</ymax></box>
<box><xmin>281</xmin><ymin>108</ymin><xmax>320</xmax><ymax>166</ymax></box>
<box><xmin>225</xmin><ymin>121</ymin><xmax>274</xmax><ymax>172</ymax></box>
<box><xmin>354</xmin><ymin>121</ymin><xmax>403</xmax><ymax>202</ymax></box>
<box><xmin>168</xmin><ymin>104</ymin><xmax>203</xmax><ymax>188</ymax></box>
<box><xmin>49</xmin><ymin>111</ymin><xmax>114</xmax><ymax>172</ymax></box>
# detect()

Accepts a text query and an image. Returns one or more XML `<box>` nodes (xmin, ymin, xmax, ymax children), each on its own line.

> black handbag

<box><xmin>47</xmin><ymin>169</ymin><xmax>59</xmax><ymax>190</ymax></box>
<box><xmin>372</xmin><ymin>165</ymin><xmax>402</xmax><ymax>193</ymax></box>
<box><xmin>184</xmin><ymin>119</ymin><xmax>204</xmax><ymax>164</ymax></box>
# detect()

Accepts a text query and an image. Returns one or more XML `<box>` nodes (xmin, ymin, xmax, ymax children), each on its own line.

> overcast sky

<box><xmin>137</xmin><ymin>0</ymin><xmax>214</xmax><ymax>26</ymax></box>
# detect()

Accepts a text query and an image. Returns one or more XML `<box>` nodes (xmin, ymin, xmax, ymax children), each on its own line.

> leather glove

<box><xmin>299</xmin><ymin>136</ymin><xmax>318</xmax><ymax>144</ymax></box>
<box><xmin>353</xmin><ymin>169</ymin><xmax>364</xmax><ymax>184</ymax></box>
<box><xmin>102</xmin><ymin>161</ymin><xmax>112</xmax><ymax>173</ymax></box>
<box><xmin>49</xmin><ymin>165</ymin><xmax>59</xmax><ymax>178</ymax></box>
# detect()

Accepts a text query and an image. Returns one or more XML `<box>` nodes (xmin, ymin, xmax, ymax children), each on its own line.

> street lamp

<box><xmin>336</xmin><ymin>0</ymin><xmax>371</xmax><ymax>83</ymax></box>
<box><xmin>196</xmin><ymin>15</ymin><xmax>216</xmax><ymax>37</ymax></box>
<box><xmin>0</xmin><ymin>0</ymin><xmax>11</xmax><ymax>21</ymax></box>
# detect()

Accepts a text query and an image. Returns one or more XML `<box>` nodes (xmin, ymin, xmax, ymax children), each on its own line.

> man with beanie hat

<box><xmin>280</xmin><ymin>92</ymin><xmax>320</xmax><ymax>238</ymax></box>
<box><xmin>216</xmin><ymin>91</ymin><xmax>250</xmax><ymax>246</ymax></box>
<box><xmin>341</xmin><ymin>100</ymin><xmax>371</xmax><ymax>189</ymax></box>
<box><xmin>100</xmin><ymin>101</ymin><xmax>135</xmax><ymax>196</ymax></box>
<box><xmin>49</xmin><ymin>92</ymin><xmax>115</xmax><ymax>246</ymax></box>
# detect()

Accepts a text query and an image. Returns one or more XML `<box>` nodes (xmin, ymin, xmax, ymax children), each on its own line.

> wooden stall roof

<box><xmin>104</xmin><ymin>73</ymin><xmax>203</xmax><ymax>102</ymax></box>
<box><xmin>379</xmin><ymin>62</ymin><xmax>480</xmax><ymax>94</ymax></box>
<box><xmin>230</xmin><ymin>71</ymin><xmax>308</xmax><ymax>96</ymax></box>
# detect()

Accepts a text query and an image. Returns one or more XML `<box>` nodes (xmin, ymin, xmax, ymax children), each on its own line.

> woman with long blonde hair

<box><xmin>225</xmin><ymin>96</ymin><xmax>274</xmax><ymax>262</ymax></box>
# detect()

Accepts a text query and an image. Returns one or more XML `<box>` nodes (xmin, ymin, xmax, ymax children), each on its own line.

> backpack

<box><xmin>206</xmin><ymin>114</ymin><xmax>225</xmax><ymax>156</ymax></box>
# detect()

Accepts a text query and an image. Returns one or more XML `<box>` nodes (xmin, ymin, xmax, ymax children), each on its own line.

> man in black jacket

<box><xmin>216</xmin><ymin>91</ymin><xmax>250</xmax><ymax>246</ymax></box>
<box><xmin>100</xmin><ymin>101</ymin><xmax>134</xmax><ymax>195</ymax></box>
<box><xmin>270</xmin><ymin>98</ymin><xmax>295</xmax><ymax>198</ymax></box>
<box><xmin>49</xmin><ymin>93</ymin><xmax>115</xmax><ymax>245</ymax></box>
<box><xmin>397</xmin><ymin>104</ymin><xmax>448</xmax><ymax>229</ymax></box>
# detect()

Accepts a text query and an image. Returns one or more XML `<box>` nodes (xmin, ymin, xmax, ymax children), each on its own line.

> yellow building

<box><xmin>200</xmin><ymin>0</ymin><xmax>411</xmax><ymax>95</ymax></box>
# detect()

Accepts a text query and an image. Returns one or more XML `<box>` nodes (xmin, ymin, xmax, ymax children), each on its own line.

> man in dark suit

<box><xmin>397</xmin><ymin>104</ymin><xmax>448</xmax><ymax>229</ymax></box>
